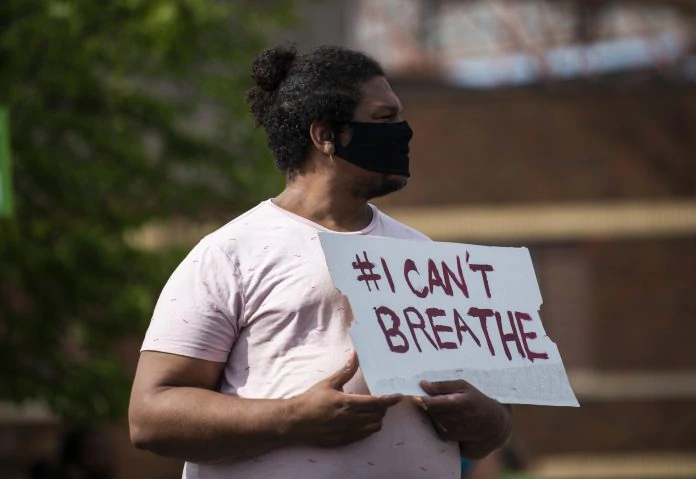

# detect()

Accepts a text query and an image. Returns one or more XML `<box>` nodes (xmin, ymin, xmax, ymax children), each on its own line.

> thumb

<box><xmin>326</xmin><ymin>351</ymin><xmax>359</xmax><ymax>390</ymax></box>
<box><xmin>420</xmin><ymin>379</ymin><xmax>470</xmax><ymax>396</ymax></box>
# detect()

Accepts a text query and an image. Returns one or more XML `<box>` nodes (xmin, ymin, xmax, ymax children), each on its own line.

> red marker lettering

<box><xmin>374</xmin><ymin>306</ymin><xmax>409</xmax><ymax>353</ymax></box>
<box><xmin>404</xmin><ymin>259</ymin><xmax>428</xmax><ymax>298</ymax></box>
<box><xmin>496</xmin><ymin>311</ymin><xmax>526</xmax><ymax>361</ymax></box>
<box><xmin>426</xmin><ymin>307</ymin><xmax>457</xmax><ymax>350</ymax></box>
<box><xmin>381</xmin><ymin>257</ymin><xmax>396</xmax><ymax>293</ymax></box>
<box><xmin>514</xmin><ymin>311</ymin><xmax>549</xmax><ymax>362</ymax></box>
<box><xmin>453</xmin><ymin>308</ymin><xmax>481</xmax><ymax>348</ymax></box>
<box><xmin>467</xmin><ymin>307</ymin><xmax>496</xmax><ymax>356</ymax></box>
<box><xmin>427</xmin><ymin>259</ymin><xmax>446</xmax><ymax>296</ymax></box>
<box><xmin>469</xmin><ymin>263</ymin><xmax>494</xmax><ymax>298</ymax></box>
<box><xmin>442</xmin><ymin>256</ymin><xmax>469</xmax><ymax>298</ymax></box>
<box><xmin>403</xmin><ymin>306</ymin><xmax>438</xmax><ymax>352</ymax></box>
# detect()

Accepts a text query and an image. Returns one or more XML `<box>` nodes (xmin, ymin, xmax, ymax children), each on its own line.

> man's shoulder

<box><xmin>197</xmin><ymin>201</ymin><xmax>278</xmax><ymax>251</ymax></box>
<box><xmin>374</xmin><ymin>207</ymin><xmax>431</xmax><ymax>242</ymax></box>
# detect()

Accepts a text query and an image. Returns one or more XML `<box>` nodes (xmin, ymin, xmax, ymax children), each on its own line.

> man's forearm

<box><xmin>459</xmin><ymin>404</ymin><xmax>512</xmax><ymax>460</ymax></box>
<box><xmin>129</xmin><ymin>387</ymin><xmax>301</xmax><ymax>462</ymax></box>
<box><xmin>459</xmin><ymin>428</ymin><xmax>508</xmax><ymax>460</ymax></box>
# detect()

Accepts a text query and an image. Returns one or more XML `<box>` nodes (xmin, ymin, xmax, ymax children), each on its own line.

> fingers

<box><xmin>360</xmin><ymin>420</ymin><xmax>383</xmax><ymax>434</ymax></box>
<box><xmin>412</xmin><ymin>395</ymin><xmax>428</xmax><ymax>410</ymax></box>
<box><xmin>350</xmin><ymin>416</ymin><xmax>385</xmax><ymax>440</ymax></box>
<box><xmin>416</xmin><ymin>393</ymin><xmax>466</xmax><ymax>413</ymax></box>
<box><xmin>420</xmin><ymin>379</ymin><xmax>471</xmax><ymax>396</ymax></box>
<box><xmin>326</xmin><ymin>351</ymin><xmax>359</xmax><ymax>390</ymax></box>
<box><xmin>346</xmin><ymin>393</ymin><xmax>403</xmax><ymax>412</ymax></box>
<box><xmin>376</xmin><ymin>394</ymin><xmax>403</xmax><ymax>407</ymax></box>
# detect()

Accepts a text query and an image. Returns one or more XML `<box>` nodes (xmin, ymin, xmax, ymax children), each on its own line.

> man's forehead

<box><xmin>360</xmin><ymin>77</ymin><xmax>402</xmax><ymax>110</ymax></box>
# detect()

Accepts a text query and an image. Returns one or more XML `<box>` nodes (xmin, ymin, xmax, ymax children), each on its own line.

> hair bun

<box><xmin>251</xmin><ymin>43</ymin><xmax>297</xmax><ymax>91</ymax></box>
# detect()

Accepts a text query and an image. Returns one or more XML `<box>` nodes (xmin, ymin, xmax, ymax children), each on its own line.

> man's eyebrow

<box><xmin>372</xmin><ymin>104</ymin><xmax>401</xmax><ymax>114</ymax></box>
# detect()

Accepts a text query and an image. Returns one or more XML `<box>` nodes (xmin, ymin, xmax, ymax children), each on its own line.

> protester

<box><xmin>129</xmin><ymin>43</ymin><xmax>512</xmax><ymax>479</ymax></box>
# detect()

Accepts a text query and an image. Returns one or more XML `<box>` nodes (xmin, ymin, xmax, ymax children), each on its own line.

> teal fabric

<box><xmin>461</xmin><ymin>458</ymin><xmax>474</xmax><ymax>475</ymax></box>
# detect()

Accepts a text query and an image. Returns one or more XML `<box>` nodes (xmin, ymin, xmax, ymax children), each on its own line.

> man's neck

<box><xmin>273</xmin><ymin>178</ymin><xmax>373</xmax><ymax>232</ymax></box>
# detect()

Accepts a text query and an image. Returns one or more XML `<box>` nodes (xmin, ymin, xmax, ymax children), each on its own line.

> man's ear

<box><xmin>309</xmin><ymin>121</ymin><xmax>335</xmax><ymax>157</ymax></box>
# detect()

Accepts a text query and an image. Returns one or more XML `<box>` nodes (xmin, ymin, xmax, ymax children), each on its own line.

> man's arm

<box><xmin>415</xmin><ymin>380</ymin><xmax>512</xmax><ymax>460</ymax></box>
<box><xmin>129</xmin><ymin>351</ymin><xmax>401</xmax><ymax>463</ymax></box>
<box><xmin>458</xmin><ymin>404</ymin><xmax>512</xmax><ymax>459</ymax></box>
<box><xmin>129</xmin><ymin>351</ymin><xmax>295</xmax><ymax>462</ymax></box>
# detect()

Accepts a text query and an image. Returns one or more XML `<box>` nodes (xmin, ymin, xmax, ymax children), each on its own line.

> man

<box><xmin>129</xmin><ymin>44</ymin><xmax>511</xmax><ymax>479</ymax></box>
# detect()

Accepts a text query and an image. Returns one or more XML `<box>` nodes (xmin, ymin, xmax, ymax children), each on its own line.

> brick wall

<box><xmin>520</xmin><ymin>238</ymin><xmax>696</xmax><ymax>458</ymax></box>
<box><xmin>515</xmin><ymin>399</ymin><xmax>696</xmax><ymax>457</ymax></box>
<box><xmin>377</xmin><ymin>81</ymin><xmax>696</xmax><ymax>209</ymax></box>
<box><xmin>375</xmin><ymin>80</ymin><xmax>696</xmax><ymax>459</ymax></box>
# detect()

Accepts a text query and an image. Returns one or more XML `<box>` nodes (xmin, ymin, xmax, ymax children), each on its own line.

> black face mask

<box><xmin>333</xmin><ymin>121</ymin><xmax>413</xmax><ymax>177</ymax></box>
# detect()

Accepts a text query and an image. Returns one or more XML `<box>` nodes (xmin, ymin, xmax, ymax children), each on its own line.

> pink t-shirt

<box><xmin>141</xmin><ymin>199</ymin><xmax>460</xmax><ymax>479</ymax></box>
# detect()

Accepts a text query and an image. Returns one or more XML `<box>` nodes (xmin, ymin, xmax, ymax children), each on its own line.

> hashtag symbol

<box><xmin>352</xmin><ymin>251</ymin><xmax>381</xmax><ymax>292</ymax></box>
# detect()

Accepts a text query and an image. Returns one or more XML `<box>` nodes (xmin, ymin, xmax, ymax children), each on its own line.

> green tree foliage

<box><xmin>0</xmin><ymin>0</ymin><xmax>294</xmax><ymax>421</ymax></box>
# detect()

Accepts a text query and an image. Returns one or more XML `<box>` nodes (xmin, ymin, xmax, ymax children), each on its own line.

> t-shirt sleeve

<box><xmin>141</xmin><ymin>242</ymin><xmax>244</xmax><ymax>363</ymax></box>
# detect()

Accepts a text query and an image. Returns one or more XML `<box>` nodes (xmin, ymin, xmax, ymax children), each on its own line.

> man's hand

<box><xmin>416</xmin><ymin>380</ymin><xmax>511</xmax><ymax>459</ymax></box>
<box><xmin>290</xmin><ymin>352</ymin><xmax>402</xmax><ymax>448</ymax></box>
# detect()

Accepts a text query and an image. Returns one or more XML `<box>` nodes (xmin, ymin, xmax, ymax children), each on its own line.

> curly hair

<box><xmin>245</xmin><ymin>43</ymin><xmax>384</xmax><ymax>176</ymax></box>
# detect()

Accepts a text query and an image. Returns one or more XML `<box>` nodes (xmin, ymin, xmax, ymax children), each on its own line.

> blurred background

<box><xmin>0</xmin><ymin>1</ymin><xmax>694</xmax><ymax>478</ymax></box>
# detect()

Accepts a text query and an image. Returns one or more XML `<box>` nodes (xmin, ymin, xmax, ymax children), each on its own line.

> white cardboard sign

<box><xmin>319</xmin><ymin>233</ymin><xmax>579</xmax><ymax>407</ymax></box>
